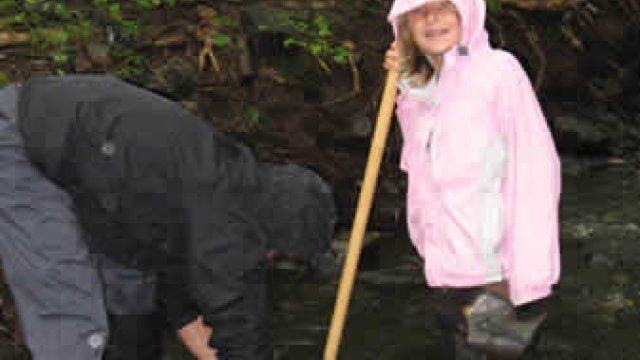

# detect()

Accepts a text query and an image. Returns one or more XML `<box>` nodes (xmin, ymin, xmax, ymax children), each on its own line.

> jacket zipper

<box><xmin>425</xmin><ymin>128</ymin><xmax>434</xmax><ymax>165</ymax></box>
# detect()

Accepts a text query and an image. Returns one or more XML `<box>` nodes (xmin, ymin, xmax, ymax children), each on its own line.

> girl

<box><xmin>384</xmin><ymin>0</ymin><xmax>561</xmax><ymax>358</ymax></box>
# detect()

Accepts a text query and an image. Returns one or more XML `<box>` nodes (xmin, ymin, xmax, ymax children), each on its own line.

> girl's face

<box><xmin>407</xmin><ymin>1</ymin><xmax>462</xmax><ymax>58</ymax></box>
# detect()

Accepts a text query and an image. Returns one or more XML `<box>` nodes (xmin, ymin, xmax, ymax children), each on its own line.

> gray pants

<box><xmin>0</xmin><ymin>84</ymin><xmax>156</xmax><ymax>360</ymax></box>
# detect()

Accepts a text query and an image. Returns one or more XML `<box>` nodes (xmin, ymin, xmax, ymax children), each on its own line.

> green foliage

<box><xmin>242</xmin><ymin>105</ymin><xmax>261</xmax><ymax>126</ymax></box>
<box><xmin>211</xmin><ymin>15</ymin><xmax>236</xmax><ymax>28</ymax></box>
<box><xmin>135</xmin><ymin>0</ymin><xmax>176</xmax><ymax>10</ymax></box>
<box><xmin>11</xmin><ymin>1</ymin><xmax>93</xmax><ymax>73</ymax></box>
<box><xmin>9</xmin><ymin>2</ymin><xmax>351</xmax><ymax>80</ymax></box>
<box><xmin>109</xmin><ymin>47</ymin><xmax>147</xmax><ymax>79</ymax></box>
<box><xmin>208</xmin><ymin>14</ymin><xmax>239</xmax><ymax>52</ymax></box>
<box><xmin>0</xmin><ymin>72</ymin><xmax>10</xmax><ymax>87</ymax></box>
<box><xmin>212</xmin><ymin>34</ymin><xmax>231</xmax><ymax>48</ymax></box>
<box><xmin>10</xmin><ymin>0</ymin><xmax>179</xmax><ymax>77</ymax></box>
<box><xmin>262</xmin><ymin>11</ymin><xmax>350</xmax><ymax>73</ymax></box>
<box><xmin>487</xmin><ymin>0</ymin><xmax>503</xmax><ymax>13</ymax></box>
<box><xmin>211</xmin><ymin>15</ymin><xmax>236</xmax><ymax>49</ymax></box>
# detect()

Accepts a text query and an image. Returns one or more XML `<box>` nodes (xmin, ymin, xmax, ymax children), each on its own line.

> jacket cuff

<box><xmin>510</xmin><ymin>283</ymin><xmax>552</xmax><ymax>306</ymax></box>
<box><xmin>169</xmin><ymin>306</ymin><xmax>200</xmax><ymax>331</ymax></box>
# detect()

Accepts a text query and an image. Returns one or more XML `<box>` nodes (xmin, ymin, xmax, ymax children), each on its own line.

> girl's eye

<box><xmin>438</xmin><ymin>1</ymin><xmax>456</xmax><ymax>12</ymax></box>
<box><xmin>411</xmin><ymin>1</ymin><xmax>456</xmax><ymax>18</ymax></box>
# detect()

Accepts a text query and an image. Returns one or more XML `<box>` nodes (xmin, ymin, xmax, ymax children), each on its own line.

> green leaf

<box><xmin>14</xmin><ymin>13</ymin><xmax>26</xmax><ymax>24</ymax></box>
<box><xmin>212</xmin><ymin>34</ymin><xmax>231</xmax><ymax>48</ymax></box>
<box><xmin>284</xmin><ymin>37</ymin><xmax>305</xmax><ymax>48</ymax></box>
<box><xmin>243</xmin><ymin>106</ymin><xmax>260</xmax><ymax>125</ymax></box>
<box><xmin>315</xmin><ymin>15</ymin><xmax>332</xmax><ymax>37</ymax></box>
<box><xmin>332</xmin><ymin>47</ymin><xmax>350</xmax><ymax>63</ymax></box>
<box><xmin>93</xmin><ymin>0</ymin><xmax>108</xmax><ymax>7</ymax></box>
<box><xmin>52</xmin><ymin>53</ymin><xmax>68</xmax><ymax>64</ymax></box>
<box><xmin>109</xmin><ymin>3</ymin><xmax>122</xmax><ymax>21</ymax></box>
<box><xmin>0</xmin><ymin>71</ymin><xmax>10</xmax><ymax>87</ymax></box>
<box><xmin>136</xmin><ymin>0</ymin><xmax>153</xmax><ymax>10</ymax></box>
<box><xmin>54</xmin><ymin>3</ymin><xmax>67</xmax><ymax>15</ymax></box>
<box><xmin>122</xmin><ymin>20</ymin><xmax>140</xmax><ymax>36</ymax></box>
<box><xmin>309</xmin><ymin>42</ymin><xmax>323</xmax><ymax>56</ymax></box>
<box><xmin>212</xmin><ymin>15</ymin><xmax>235</xmax><ymax>27</ymax></box>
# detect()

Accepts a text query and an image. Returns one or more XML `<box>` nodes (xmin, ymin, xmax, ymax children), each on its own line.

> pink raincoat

<box><xmin>388</xmin><ymin>0</ymin><xmax>561</xmax><ymax>305</ymax></box>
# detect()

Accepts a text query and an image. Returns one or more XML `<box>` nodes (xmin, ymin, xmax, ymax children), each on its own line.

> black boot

<box><xmin>432</xmin><ymin>289</ymin><xmax>487</xmax><ymax>360</ymax></box>
<box><xmin>464</xmin><ymin>292</ymin><xmax>545</xmax><ymax>359</ymax></box>
<box><xmin>103</xmin><ymin>313</ymin><xmax>165</xmax><ymax>360</ymax></box>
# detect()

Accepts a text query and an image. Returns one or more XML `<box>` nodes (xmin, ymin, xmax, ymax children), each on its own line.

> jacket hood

<box><xmin>387</xmin><ymin>0</ymin><xmax>489</xmax><ymax>59</ymax></box>
<box><xmin>256</xmin><ymin>163</ymin><xmax>336</xmax><ymax>262</ymax></box>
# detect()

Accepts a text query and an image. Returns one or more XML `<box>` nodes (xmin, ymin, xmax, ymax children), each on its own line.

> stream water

<box><xmin>169</xmin><ymin>164</ymin><xmax>640</xmax><ymax>359</ymax></box>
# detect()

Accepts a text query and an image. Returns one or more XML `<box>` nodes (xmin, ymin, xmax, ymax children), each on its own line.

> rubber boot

<box><xmin>102</xmin><ymin>313</ymin><xmax>165</xmax><ymax>360</ymax></box>
<box><xmin>431</xmin><ymin>289</ymin><xmax>486</xmax><ymax>360</ymax></box>
<box><xmin>464</xmin><ymin>292</ymin><xmax>546</xmax><ymax>359</ymax></box>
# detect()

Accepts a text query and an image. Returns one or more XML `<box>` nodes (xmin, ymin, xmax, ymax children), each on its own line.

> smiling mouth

<box><xmin>424</xmin><ymin>29</ymin><xmax>450</xmax><ymax>38</ymax></box>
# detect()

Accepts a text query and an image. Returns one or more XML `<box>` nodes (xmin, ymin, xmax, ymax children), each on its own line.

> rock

<box><xmin>241</xmin><ymin>6</ymin><xmax>295</xmax><ymax>57</ymax></box>
<box><xmin>571</xmin><ymin>223</ymin><xmax>595</xmax><ymax>239</ymax></box>
<box><xmin>0</xmin><ymin>338</ymin><xmax>30</xmax><ymax>360</ymax></box>
<box><xmin>345</xmin><ymin>114</ymin><xmax>372</xmax><ymax>139</ymax></box>
<box><xmin>369</xmin><ymin>193</ymin><xmax>402</xmax><ymax>232</ymax></box>
<box><xmin>587</xmin><ymin>253</ymin><xmax>614</xmax><ymax>268</ymax></box>
<box><xmin>553</xmin><ymin>115</ymin><xmax>609</xmax><ymax>155</ymax></box>
<box><xmin>609</xmin><ymin>272</ymin><xmax>630</xmax><ymax>286</ymax></box>
<box><xmin>357</xmin><ymin>269</ymin><xmax>423</xmax><ymax>285</ymax></box>
<box><xmin>602</xmin><ymin>291</ymin><xmax>632</xmax><ymax>311</ymax></box>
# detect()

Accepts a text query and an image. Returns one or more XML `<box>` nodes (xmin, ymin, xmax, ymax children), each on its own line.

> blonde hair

<box><xmin>396</xmin><ymin>13</ymin><xmax>435</xmax><ymax>88</ymax></box>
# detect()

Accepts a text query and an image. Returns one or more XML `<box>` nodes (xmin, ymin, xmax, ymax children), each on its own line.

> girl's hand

<box><xmin>383</xmin><ymin>41</ymin><xmax>401</xmax><ymax>72</ymax></box>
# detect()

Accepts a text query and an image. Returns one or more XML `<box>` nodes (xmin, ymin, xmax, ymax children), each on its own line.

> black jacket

<box><xmin>17</xmin><ymin>75</ymin><xmax>275</xmax><ymax>358</ymax></box>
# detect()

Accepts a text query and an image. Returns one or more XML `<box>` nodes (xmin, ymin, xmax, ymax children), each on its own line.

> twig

<box><xmin>342</xmin><ymin>40</ymin><xmax>361</xmax><ymax>94</ymax></box>
<box><xmin>0</xmin><ymin>31</ymin><xmax>33</xmax><ymax>47</ymax></box>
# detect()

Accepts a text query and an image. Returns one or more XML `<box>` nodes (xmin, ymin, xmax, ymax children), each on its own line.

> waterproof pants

<box><xmin>0</xmin><ymin>84</ymin><xmax>160</xmax><ymax>360</ymax></box>
<box><xmin>0</xmin><ymin>83</ymin><xmax>109</xmax><ymax>359</ymax></box>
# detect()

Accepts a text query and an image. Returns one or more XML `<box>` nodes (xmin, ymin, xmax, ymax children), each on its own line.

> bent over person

<box><xmin>0</xmin><ymin>75</ymin><xmax>336</xmax><ymax>360</ymax></box>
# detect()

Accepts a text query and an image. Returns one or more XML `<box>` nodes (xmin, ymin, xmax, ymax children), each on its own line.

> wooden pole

<box><xmin>324</xmin><ymin>70</ymin><xmax>398</xmax><ymax>360</ymax></box>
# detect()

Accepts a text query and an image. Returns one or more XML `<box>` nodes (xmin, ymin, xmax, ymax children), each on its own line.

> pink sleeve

<box><xmin>499</xmin><ymin>55</ymin><xmax>562</xmax><ymax>305</ymax></box>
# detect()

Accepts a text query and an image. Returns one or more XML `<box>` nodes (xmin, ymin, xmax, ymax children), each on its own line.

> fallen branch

<box><xmin>148</xmin><ymin>20</ymin><xmax>197</xmax><ymax>46</ymax></box>
<box><xmin>559</xmin><ymin>24</ymin><xmax>585</xmax><ymax>51</ymax></box>
<box><xmin>0</xmin><ymin>32</ymin><xmax>30</xmax><ymax>47</ymax></box>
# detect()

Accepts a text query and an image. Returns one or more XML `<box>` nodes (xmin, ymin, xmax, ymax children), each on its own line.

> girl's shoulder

<box><xmin>484</xmin><ymin>49</ymin><xmax>528</xmax><ymax>78</ymax></box>
<box><xmin>465</xmin><ymin>49</ymin><xmax>529</xmax><ymax>91</ymax></box>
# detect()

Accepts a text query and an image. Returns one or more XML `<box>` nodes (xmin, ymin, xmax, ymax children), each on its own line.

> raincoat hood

<box><xmin>387</xmin><ymin>0</ymin><xmax>490</xmax><ymax>65</ymax></box>
<box><xmin>257</xmin><ymin>163</ymin><xmax>336</xmax><ymax>262</ymax></box>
